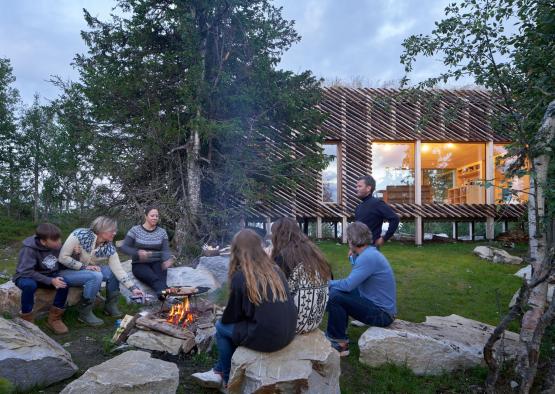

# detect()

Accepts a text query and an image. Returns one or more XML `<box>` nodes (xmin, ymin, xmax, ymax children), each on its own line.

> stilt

<box><xmin>415</xmin><ymin>216</ymin><xmax>423</xmax><ymax>246</ymax></box>
<box><xmin>486</xmin><ymin>217</ymin><xmax>495</xmax><ymax>240</ymax></box>
<box><xmin>341</xmin><ymin>217</ymin><xmax>348</xmax><ymax>244</ymax></box>
<box><xmin>316</xmin><ymin>217</ymin><xmax>323</xmax><ymax>239</ymax></box>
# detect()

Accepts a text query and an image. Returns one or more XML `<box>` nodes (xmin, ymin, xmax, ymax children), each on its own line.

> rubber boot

<box><xmin>19</xmin><ymin>311</ymin><xmax>35</xmax><ymax>324</ymax></box>
<box><xmin>47</xmin><ymin>306</ymin><xmax>69</xmax><ymax>334</ymax></box>
<box><xmin>77</xmin><ymin>298</ymin><xmax>104</xmax><ymax>326</ymax></box>
<box><xmin>104</xmin><ymin>290</ymin><xmax>123</xmax><ymax>317</ymax></box>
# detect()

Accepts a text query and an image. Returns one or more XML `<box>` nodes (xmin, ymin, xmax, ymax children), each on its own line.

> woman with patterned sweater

<box><xmin>59</xmin><ymin>216</ymin><xmax>144</xmax><ymax>326</ymax></box>
<box><xmin>271</xmin><ymin>217</ymin><xmax>332</xmax><ymax>334</ymax></box>
<box><xmin>120</xmin><ymin>206</ymin><xmax>175</xmax><ymax>300</ymax></box>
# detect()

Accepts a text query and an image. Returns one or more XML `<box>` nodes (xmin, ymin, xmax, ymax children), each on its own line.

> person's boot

<box><xmin>104</xmin><ymin>290</ymin><xmax>123</xmax><ymax>317</ymax></box>
<box><xmin>77</xmin><ymin>297</ymin><xmax>104</xmax><ymax>326</ymax></box>
<box><xmin>46</xmin><ymin>306</ymin><xmax>69</xmax><ymax>334</ymax></box>
<box><xmin>19</xmin><ymin>311</ymin><xmax>35</xmax><ymax>324</ymax></box>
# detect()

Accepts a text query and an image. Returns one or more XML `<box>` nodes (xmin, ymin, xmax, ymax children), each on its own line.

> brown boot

<box><xmin>47</xmin><ymin>306</ymin><xmax>69</xmax><ymax>334</ymax></box>
<box><xmin>19</xmin><ymin>311</ymin><xmax>35</xmax><ymax>324</ymax></box>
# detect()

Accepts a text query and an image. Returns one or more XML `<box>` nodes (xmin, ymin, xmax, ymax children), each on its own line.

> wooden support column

<box><xmin>316</xmin><ymin>217</ymin><xmax>323</xmax><ymax>239</ymax></box>
<box><xmin>486</xmin><ymin>141</ymin><xmax>495</xmax><ymax>240</ymax></box>
<box><xmin>341</xmin><ymin>217</ymin><xmax>348</xmax><ymax>244</ymax></box>
<box><xmin>501</xmin><ymin>221</ymin><xmax>507</xmax><ymax>233</ymax></box>
<box><xmin>334</xmin><ymin>221</ymin><xmax>338</xmax><ymax>239</ymax></box>
<box><xmin>265</xmin><ymin>217</ymin><xmax>272</xmax><ymax>236</ymax></box>
<box><xmin>454</xmin><ymin>221</ymin><xmax>459</xmax><ymax>240</ymax></box>
<box><xmin>452</xmin><ymin>222</ymin><xmax>457</xmax><ymax>239</ymax></box>
<box><xmin>470</xmin><ymin>221</ymin><xmax>475</xmax><ymax>241</ymax></box>
<box><xmin>415</xmin><ymin>140</ymin><xmax>422</xmax><ymax>245</ymax></box>
<box><xmin>303</xmin><ymin>218</ymin><xmax>309</xmax><ymax>235</ymax></box>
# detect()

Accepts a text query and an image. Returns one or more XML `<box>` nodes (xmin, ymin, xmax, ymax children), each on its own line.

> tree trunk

<box><xmin>519</xmin><ymin>100</ymin><xmax>555</xmax><ymax>392</ymax></box>
<box><xmin>33</xmin><ymin>153</ymin><xmax>39</xmax><ymax>223</ymax></box>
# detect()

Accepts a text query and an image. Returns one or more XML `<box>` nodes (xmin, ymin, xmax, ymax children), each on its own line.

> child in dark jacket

<box><xmin>192</xmin><ymin>229</ymin><xmax>297</xmax><ymax>389</ymax></box>
<box><xmin>13</xmin><ymin>223</ymin><xmax>69</xmax><ymax>334</ymax></box>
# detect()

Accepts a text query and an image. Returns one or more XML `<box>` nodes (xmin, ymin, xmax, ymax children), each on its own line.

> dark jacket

<box><xmin>355</xmin><ymin>195</ymin><xmax>400</xmax><ymax>242</ymax></box>
<box><xmin>221</xmin><ymin>269</ymin><xmax>297</xmax><ymax>352</ymax></box>
<box><xmin>13</xmin><ymin>236</ymin><xmax>61</xmax><ymax>285</ymax></box>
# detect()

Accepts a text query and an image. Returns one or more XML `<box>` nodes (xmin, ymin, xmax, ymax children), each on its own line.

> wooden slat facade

<box><xmin>246</xmin><ymin>87</ymin><xmax>526</xmax><ymax>222</ymax></box>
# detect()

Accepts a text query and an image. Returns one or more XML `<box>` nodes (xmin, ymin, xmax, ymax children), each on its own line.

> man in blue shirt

<box><xmin>355</xmin><ymin>175</ymin><xmax>399</xmax><ymax>247</ymax></box>
<box><xmin>326</xmin><ymin>222</ymin><xmax>397</xmax><ymax>356</ymax></box>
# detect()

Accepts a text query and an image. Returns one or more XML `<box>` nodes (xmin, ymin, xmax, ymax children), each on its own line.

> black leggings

<box><xmin>132</xmin><ymin>261</ymin><xmax>168</xmax><ymax>295</ymax></box>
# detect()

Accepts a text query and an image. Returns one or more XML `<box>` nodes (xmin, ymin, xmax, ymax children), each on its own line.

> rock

<box><xmin>228</xmin><ymin>329</ymin><xmax>340</xmax><ymax>394</ymax></box>
<box><xmin>61</xmin><ymin>350</ymin><xmax>179</xmax><ymax>394</ymax></box>
<box><xmin>120</xmin><ymin>261</ymin><xmax>220</xmax><ymax>303</ymax></box>
<box><xmin>195</xmin><ymin>325</ymin><xmax>216</xmax><ymax>353</ymax></box>
<box><xmin>0</xmin><ymin>281</ymin><xmax>83</xmax><ymax>317</ymax></box>
<box><xmin>127</xmin><ymin>330</ymin><xmax>191</xmax><ymax>355</ymax></box>
<box><xmin>509</xmin><ymin>265</ymin><xmax>554</xmax><ymax>307</ymax></box>
<box><xmin>473</xmin><ymin>246</ymin><xmax>523</xmax><ymax>264</ymax></box>
<box><xmin>358</xmin><ymin>314</ymin><xmax>522</xmax><ymax>375</ymax></box>
<box><xmin>197</xmin><ymin>256</ymin><xmax>230</xmax><ymax>285</ymax></box>
<box><xmin>0</xmin><ymin>317</ymin><xmax>78</xmax><ymax>391</ymax></box>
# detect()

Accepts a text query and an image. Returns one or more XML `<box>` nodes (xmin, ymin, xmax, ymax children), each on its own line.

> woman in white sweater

<box><xmin>59</xmin><ymin>216</ymin><xmax>143</xmax><ymax>325</ymax></box>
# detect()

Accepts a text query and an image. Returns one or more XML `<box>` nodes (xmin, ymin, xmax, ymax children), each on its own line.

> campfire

<box><xmin>166</xmin><ymin>297</ymin><xmax>196</xmax><ymax>328</ymax></box>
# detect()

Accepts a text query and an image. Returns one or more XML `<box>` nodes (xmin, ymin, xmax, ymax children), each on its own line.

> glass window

<box><xmin>494</xmin><ymin>145</ymin><xmax>530</xmax><ymax>203</ymax></box>
<box><xmin>322</xmin><ymin>143</ymin><xmax>339</xmax><ymax>203</ymax></box>
<box><xmin>421</xmin><ymin>143</ymin><xmax>485</xmax><ymax>204</ymax></box>
<box><xmin>372</xmin><ymin>142</ymin><xmax>415</xmax><ymax>203</ymax></box>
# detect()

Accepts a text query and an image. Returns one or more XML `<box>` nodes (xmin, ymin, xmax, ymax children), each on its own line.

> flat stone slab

<box><xmin>0</xmin><ymin>317</ymin><xmax>78</xmax><ymax>391</ymax></box>
<box><xmin>0</xmin><ymin>280</ymin><xmax>83</xmax><ymax>317</ymax></box>
<box><xmin>127</xmin><ymin>330</ymin><xmax>191</xmax><ymax>355</ymax></box>
<box><xmin>228</xmin><ymin>329</ymin><xmax>340</xmax><ymax>394</ymax></box>
<box><xmin>473</xmin><ymin>246</ymin><xmax>523</xmax><ymax>264</ymax></box>
<box><xmin>359</xmin><ymin>314</ymin><xmax>522</xmax><ymax>375</ymax></box>
<box><xmin>61</xmin><ymin>350</ymin><xmax>179</xmax><ymax>394</ymax></box>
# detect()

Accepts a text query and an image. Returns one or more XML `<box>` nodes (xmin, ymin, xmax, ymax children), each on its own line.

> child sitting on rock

<box><xmin>13</xmin><ymin>223</ymin><xmax>69</xmax><ymax>334</ymax></box>
<box><xmin>192</xmin><ymin>229</ymin><xmax>297</xmax><ymax>389</ymax></box>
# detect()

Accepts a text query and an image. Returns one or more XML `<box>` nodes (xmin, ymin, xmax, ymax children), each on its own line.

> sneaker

<box><xmin>351</xmin><ymin>319</ymin><xmax>367</xmax><ymax>327</ymax></box>
<box><xmin>330</xmin><ymin>340</ymin><xmax>350</xmax><ymax>357</ymax></box>
<box><xmin>191</xmin><ymin>369</ymin><xmax>224</xmax><ymax>388</ymax></box>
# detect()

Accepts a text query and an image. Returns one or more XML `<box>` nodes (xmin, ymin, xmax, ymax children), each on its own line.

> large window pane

<box><xmin>421</xmin><ymin>143</ymin><xmax>485</xmax><ymax>204</ymax></box>
<box><xmin>494</xmin><ymin>145</ymin><xmax>530</xmax><ymax>203</ymax></box>
<box><xmin>372</xmin><ymin>142</ymin><xmax>415</xmax><ymax>203</ymax></box>
<box><xmin>322</xmin><ymin>143</ymin><xmax>339</xmax><ymax>203</ymax></box>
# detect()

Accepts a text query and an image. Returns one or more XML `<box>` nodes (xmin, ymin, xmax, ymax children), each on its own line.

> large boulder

<box><xmin>473</xmin><ymin>246</ymin><xmax>523</xmax><ymax>264</ymax></box>
<box><xmin>358</xmin><ymin>314</ymin><xmax>522</xmax><ymax>375</ymax></box>
<box><xmin>120</xmin><ymin>260</ymin><xmax>220</xmax><ymax>303</ymax></box>
<box><xmin>0</xmin><ymin>317</ymin><xmax>78</xmax><ymax>391</ymax></box>
<box><xmin>197</xmin><ymin>255</ymin><xmax>230</xmax><ymax>285</ymax></box>
<box><xmin>0</xmin><ymin>281</ymin><xmax>83</xmax><ymax>317</ymax></box>
<box><xmin>228</xmin><ymin>329</ymin><xmax>340</xmax><ymax>394</ymax></box>
<box><xmin>509</xmin><ymin>265</ymin><xmax>554</xmax><ymax>307</ymax></box>
<box><xmin>61</xmin><ymin>350</ymin><xmax>179</xmax><ymax>394</ymax></box>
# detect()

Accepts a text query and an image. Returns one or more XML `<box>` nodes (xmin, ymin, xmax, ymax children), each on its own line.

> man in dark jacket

<box><xmin>13</xmin><ymin>223</ymin><xmax>69</xmax><ymax>334</ymax></box>
<box><xmin>355</xmin><ymin>175</ymin><xmax>400</xmax><ymax>247</ymax></box>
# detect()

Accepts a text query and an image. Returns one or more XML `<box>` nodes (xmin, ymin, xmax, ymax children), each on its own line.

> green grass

<box><xmin>316</xmin><ymin>240</ymin><xmax>525</xmax><ymax>393</ymax></box>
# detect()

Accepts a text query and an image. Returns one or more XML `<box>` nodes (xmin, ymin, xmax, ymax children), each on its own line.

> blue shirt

<box><xmin>329</xmin><ymin>246</ymin><xmax>397</xmax><ymax>315</ymax></box>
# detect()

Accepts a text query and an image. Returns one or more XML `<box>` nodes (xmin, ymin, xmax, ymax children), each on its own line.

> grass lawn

<box><xmin>1</xmin><ymin>237</ymin><xmax>528</xmax><ymax>393</ymax></box>
<box><xmin>316</xmin><ymin>240</ymin><xmax>524</xmax><ymax>393</ymax></box>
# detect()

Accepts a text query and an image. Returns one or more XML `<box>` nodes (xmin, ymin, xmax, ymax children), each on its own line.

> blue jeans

<box><xmin>326</xmin><ymin>288</ymin><xmax>394</xmax><ymax>341</ymax></box>
<box><xmin>60</xmin><ymin>266</ymin><xmax>119</xmax><ymax>300</ymax></box>
<box><xmin>213</xmin><ymin>320</ymin><xmax>236</xmax><ymax>383</ymax></box>
<box><xmin>15</xmin><ymin>276</ymin><xmax>69</xmax><ymax>313</ymax></box>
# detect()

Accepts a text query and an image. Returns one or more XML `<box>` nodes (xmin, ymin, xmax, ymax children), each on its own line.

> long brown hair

<box><xmin>271</xmin><ymin>218</ymin><xmax>332</xmax><ymax>282</ymax></box>
<box><xmin>228</xmin><ymin>229</ymin><xmax>288</xmax><ymax>305</ymax></box>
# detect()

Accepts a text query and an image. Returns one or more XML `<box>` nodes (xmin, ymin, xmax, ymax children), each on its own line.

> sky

<box><xmin>0</xmin><ymin>0</ymin><xmax>471</xmax><ymax>105</ymax></box>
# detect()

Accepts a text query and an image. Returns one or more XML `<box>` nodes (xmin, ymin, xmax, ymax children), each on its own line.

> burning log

<box><xmin>136</xmin><ymin>316</ymin><xmax>195</xmax><ymax>340</ymax></box>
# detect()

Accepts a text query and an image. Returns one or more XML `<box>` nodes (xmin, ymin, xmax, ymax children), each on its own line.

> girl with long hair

<box><xmin>192</xmin><ymin>229</ymin><xmax>297</xmax><ymax>389</ymax></box>
<box><xmin>271</xmin><ymin>217</ymin><xmax>332</xmax><ymax>334</ymax></box>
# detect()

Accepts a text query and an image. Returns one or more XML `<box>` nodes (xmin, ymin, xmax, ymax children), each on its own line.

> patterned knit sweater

<box><xmin>120</xmin><ymin>225</ymin><xmax>171</xmax><ymax>264</ymax></box>
<box><xmin>58</xmin><ymin>228</ymin><xmax>136</xmax><ymax>289</ymax></box>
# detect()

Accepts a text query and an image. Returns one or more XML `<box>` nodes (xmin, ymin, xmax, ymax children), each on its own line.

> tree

<box><xmin>401</xmin><ymin>0</ymin><xmax>555</xmax><ymax>392</ymax></box>
<box><xmin>74</xmin><ymin>0</ymin><xmax>326</xmax><ymax>253</ymax></box>
<box><xmin>0</xmin><ymin>58</ymin><xmax>23</xmax><ymax>217</ymax></box>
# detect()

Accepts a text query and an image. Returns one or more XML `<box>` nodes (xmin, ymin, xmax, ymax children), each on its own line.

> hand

<box><xmin>131</xmin><ymin>288</ymin><xmax>144</xmax><ymax>297</ymax></box>
<box><xmin>85</xmin><ymin>265</ymin><xmax>101</xmax><ymax>272</ymax></box>
<box><xmin>138</xmin><ymin>250</ymin><xmax>151</xmax><ymax>262</ymax></box>
<box><xmin>374</xmin><ymin>237</ymin><xmax>385</xmax><ymax>247</ymax></box>
<box><xmin>73</xmin><ymin>244</ymin><xmax>81</xmax><ymax>254</ymax></box>
<box><xmin>161</xmin><ymin>256</ymin><xmax>176</xmax><ymax>270</ymax></box>
<box><xmin>51</xmin><ymin>277</ymin><xmax>67</xmax><ymax>289</ymax></box>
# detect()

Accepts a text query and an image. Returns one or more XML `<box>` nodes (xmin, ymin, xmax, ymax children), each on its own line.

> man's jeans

<box><xmin>15</xmin><ymin>276</ymin><xmax>68</xmax><ymax>313</ymax></box>
<box><xmin>60</xmin><ymin>266</ymin><xmax>119</xmax><ymax>300</ymax></box>
<box><xmin>326</xmin><ymin>288</ymin><xmax>394</xmax><ymax>341</ymax></box>
<box><xmin>213</xmin><ymin>320</ymin><xmax>236</xmax><ymax>383</ymax></box>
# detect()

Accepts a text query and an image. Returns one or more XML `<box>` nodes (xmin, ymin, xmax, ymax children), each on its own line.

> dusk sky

<box><xmin>0</xmin><ymin>0</ymin><xmax>472</xmax><ymax>105</ymax></box>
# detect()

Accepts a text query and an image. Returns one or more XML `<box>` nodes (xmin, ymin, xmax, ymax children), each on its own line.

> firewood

<box><xmin>112</xmin><ymin>313</ymin><xmax>140</xmax><ymax>344</ymax></box>
<box><xmin>135</xmin><ymin>316</ymin><xmax>195</xmax><ymax>340</ymax></box>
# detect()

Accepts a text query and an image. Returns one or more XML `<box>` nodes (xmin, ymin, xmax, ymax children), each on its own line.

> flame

<box><xmin>166</xmin><ymin>297</ymin><xmax>195</xmax><ymax>327</ymax></box>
